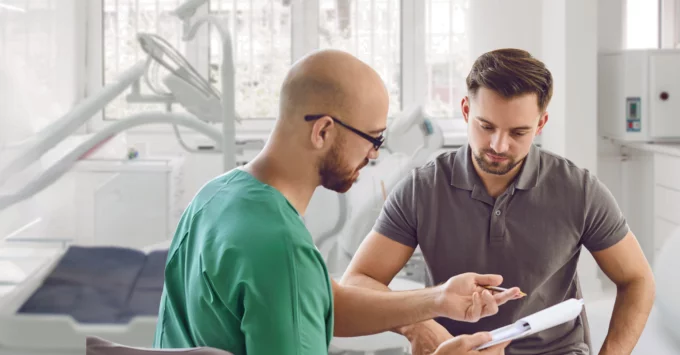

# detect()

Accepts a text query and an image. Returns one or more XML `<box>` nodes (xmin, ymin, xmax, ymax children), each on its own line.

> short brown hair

<box><xmin>466</xmin><ymin>48</ymin><xmax>553</xmax><ymax>112</ymax></box>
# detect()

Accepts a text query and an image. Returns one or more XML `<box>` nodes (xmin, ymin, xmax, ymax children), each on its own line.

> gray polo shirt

<box><xmin>373</xmin><ymin>143</ymin><xmax>629</xmax><ymax>355</ymax></box>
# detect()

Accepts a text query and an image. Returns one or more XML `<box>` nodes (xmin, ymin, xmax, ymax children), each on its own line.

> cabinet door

<box><xmin>654</xmin><ymin>217</ymin><xmax>679</xmax><ymax>258</ymax></box>
<box><xmin>649</xmin><ymin>53</ymin><xmax>680</xmax><ymax>138</ymax></box>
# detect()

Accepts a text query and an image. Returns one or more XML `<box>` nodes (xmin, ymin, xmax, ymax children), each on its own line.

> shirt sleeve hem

<box><xmin>373</xmin><ymin>225</ymin><xmax>418</xmax><ymax>248</ymax></box>
<box><xmin>585</xmin><ymin>224</ymin><xmax>630</xmax><ymax>252</ymax></box>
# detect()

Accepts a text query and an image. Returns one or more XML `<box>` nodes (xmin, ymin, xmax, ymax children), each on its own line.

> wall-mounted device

<box><xmin>599</xmin><ymin>49</ymin><xmax>680</xmax><ymax>142</ymax></box>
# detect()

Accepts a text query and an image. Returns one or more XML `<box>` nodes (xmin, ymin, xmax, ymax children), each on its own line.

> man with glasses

<box><xmin>153</xmin><ymin>49</ymin><xmax>521</xmax><ymax>355</ymax></box>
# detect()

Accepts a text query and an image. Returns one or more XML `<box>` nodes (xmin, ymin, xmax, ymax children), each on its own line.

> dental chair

<box><xmin>86</xmin><ymin>336</ymin><xmax>232</xmax><ymax>355</ymax></box>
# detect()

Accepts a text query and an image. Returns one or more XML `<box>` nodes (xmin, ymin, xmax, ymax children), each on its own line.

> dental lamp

<box><xmin>130</xmin><ymin>2</ymin><xmax>238</xmax><ymax>170</ymax></box>
<box><xmin>172</xmin><ymin>3</ymin><xmax>238</xmax><ymax>172</ymax></box>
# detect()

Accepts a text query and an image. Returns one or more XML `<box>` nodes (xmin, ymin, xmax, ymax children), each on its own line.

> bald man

<box><xmin>152</xmin><ymin>49</ymin><xmax>520</xmax><ymax>355</ymax></box>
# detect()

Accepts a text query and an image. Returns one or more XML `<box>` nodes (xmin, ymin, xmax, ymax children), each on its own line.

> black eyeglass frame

<box><xmin>304</xmin><ymin>114</ymin><xmax>385</xmax><ymax>150</ymax></box>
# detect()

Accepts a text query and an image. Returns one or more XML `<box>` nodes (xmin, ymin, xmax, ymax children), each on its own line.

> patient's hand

<box><xmin>435</xmin><ymin>273</ymin><xmax>522</xmax><ymax>322</ymax></box>
<box><xmin>402</xmin><ymin>321</ymin><xmax>454</xmax><ymax>355</ymax></box>
<box><xmin>433</xmin><ymin>332</ymin><xmax>509</xmax><ymax>355</ymax></box>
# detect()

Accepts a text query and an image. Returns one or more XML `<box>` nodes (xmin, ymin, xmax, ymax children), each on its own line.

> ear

<box><xmin>536</xmin><ymin>112</ymin><xmax>549</xmax><ymax>135</ymax></box>
<box><xmin>310</xmin><ymin>116</ymin><xmax>334</xmax><ymax>149</ymax></box>
<box><xmin>461</xmin><ymin>96</ymin><xmax>471</xmax><ymax>123</ymax></box>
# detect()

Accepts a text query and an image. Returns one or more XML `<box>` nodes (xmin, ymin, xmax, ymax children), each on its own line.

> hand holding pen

<box><xmin>434</xmin><ymin>273</ymin><xmax>525</xmax><ymax>323</ymax></box>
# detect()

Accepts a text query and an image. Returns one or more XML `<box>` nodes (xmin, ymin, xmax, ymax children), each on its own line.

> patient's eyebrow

<box><xmin>476</xmin><ymin>117</ymin><xmax>494</xmax><ymax>126</ymax></box>
<box><xmin>476</xmin><ymin>117</ymin><xmax>532</xmax><ymax>130</ymax></box>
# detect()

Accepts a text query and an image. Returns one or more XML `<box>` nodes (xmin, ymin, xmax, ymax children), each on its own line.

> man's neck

<box><xmin>473</xmin><ymin>160</ymin><xmax>524</xmax><ymax>199</ymax></box>
<box><xmin>242</xmin><ymin>145</ymin><xmax>318</xmax><ymax>216</ymax></box>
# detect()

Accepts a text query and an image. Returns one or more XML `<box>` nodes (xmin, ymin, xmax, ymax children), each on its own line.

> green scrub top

<box><xmin>153</xmin><ymin>169</ymin><xmax>334</xmax><ymax>355</ymax></box>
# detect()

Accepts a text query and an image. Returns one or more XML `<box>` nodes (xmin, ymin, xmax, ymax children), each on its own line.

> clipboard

<box><xmin>475</xmin><ymin>298</ymin><xmax>585</xmax><ymax>350</ymax></box>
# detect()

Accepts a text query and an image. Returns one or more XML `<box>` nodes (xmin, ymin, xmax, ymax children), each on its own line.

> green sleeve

<box><xmin>218</xmin><ymin>233</ymin><xmax>331</xmax><ymax>355</ymax></box>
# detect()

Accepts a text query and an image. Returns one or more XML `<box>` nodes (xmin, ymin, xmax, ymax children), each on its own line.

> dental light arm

<box><xmin>0</xmin><ymin>112</ymin><xmax>221</xmax><ymax>212</ymax></box>
<box><xmin>182</xmin><ymin>14</ymin><xmax>237</xmax><ymax>171</ymax></box>
<box><xmin>0</xmin><ymin>61</ymin><xmax>147</xmax><ymax>187</ymax></box>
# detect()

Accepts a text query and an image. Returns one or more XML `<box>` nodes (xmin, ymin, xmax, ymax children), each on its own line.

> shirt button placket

<box><xmin>489</xmin><ymin>197</ymin><xmax>507</xmax><ymax>247</ymax></box>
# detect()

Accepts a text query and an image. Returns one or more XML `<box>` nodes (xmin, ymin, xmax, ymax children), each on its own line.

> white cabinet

<box><xmin>654</xmin><ymin>217</ymin><xmax>678</xmax><ymax>259</ymax></box>
<box><xmin>2</xmin><ymin>157</ymin><xmax>185</xmax><ymax>250</ymax></box>
<box><xmin>601</xmin><ymin>141</ymin><xmax>680</xmax><ymax>266</ymax></box>
<box><xmin>599</xmin><ymin>50</ymin><xmax>680</xmax><ymax>142</ymax></box>
<box><xmin>652</xmin><ymin>151</ymin><xmax>680</xmax><ymax>262</ymax></box>
<box><xmin>71</xmin><ymin>157</ymin><xmax>184</xmax><ymax>249</ymax></box>
<box><xmin>654</xmin><ymin>152</ymin><xmax>680</xmax><ymax>188</ymax></box>
<box><xmin>649</xmin><ymin>53</ymin><xmax>680</xmax><ymax>138</ymax></box>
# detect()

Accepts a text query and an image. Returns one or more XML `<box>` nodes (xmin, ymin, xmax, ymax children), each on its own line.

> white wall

<box><xmin>596</xmin><ymin>0</ymin><xmax>627</xmax><ymax>210</ymax></box>
<box><xmin>466</xmin><ymin>0</ymin><xmax>543</xmax><ymax>59</ymax></box>
<box><xmin>540</xmin><ymin>0</ymin><xmax>598</xmax><ymax>173</ymax></box>
<box><xmin>539</xmin><ymin>0</ymin><xmax>602</xmax><ymax>296</ymax></box>
<box><xmin>598</xmin><ymin>0</ymin><xmax>626</xmax><ymax>52</ymax></box>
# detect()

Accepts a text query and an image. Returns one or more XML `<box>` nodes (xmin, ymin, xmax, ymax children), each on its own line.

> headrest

<box><xmin>86</xmin><ymin>336</ymin><xmax>233</xmax><ymax>355</ymax></box>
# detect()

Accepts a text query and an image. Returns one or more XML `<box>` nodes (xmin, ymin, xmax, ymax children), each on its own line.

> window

<box><xmin>209</xmin><ymin>0</ymin><xmax>292</xmax><ymax>119</ymax></box>
<box><xmin>103</xmin><ymin>0</ymin><xmax>187</xmax><ymax>119</ymax></box>
<box><xmin>318</xmin><ymin>0</ymin><xmax>401</xmax><ymax>116</ymax></box>
<box><xmin>625</xmin><ymin>0</ymin><xmax>659</xmax><ymax>49</ymax></box>
<box><xmin>425</xmin><ymin>0</ymin><xmax>469</xmax><ymax>119</ymax></box>
<box><xmin>98</xmin><ymin>0</ymin><xmax>472</xmax><ymax>128</ymax></box>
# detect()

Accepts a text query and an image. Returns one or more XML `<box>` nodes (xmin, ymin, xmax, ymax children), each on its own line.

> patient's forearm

<box><xmin>332</xmin><ymin>280</ymin><xmax>441</xmax><ymax>337</ymax></box>
<box><xmin>339</xmin><ymin>273</ymin><xmax>443</xmax><ymax>336</ymax></box>
<box><xmin>340</xmin><ymin>272</ymin><xmax>393</xmax><ymax>291</ymax></box>
<box><xmin>599</xmin><ymin>277</ymin><xmax>655</xmax><ymax>355</ymax></box>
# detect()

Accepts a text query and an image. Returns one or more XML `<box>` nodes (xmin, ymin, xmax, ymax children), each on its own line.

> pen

<box><xmin>483</xmin><ymin>285</ymin><xmax>527</xmax><ymax>297</ymax></box>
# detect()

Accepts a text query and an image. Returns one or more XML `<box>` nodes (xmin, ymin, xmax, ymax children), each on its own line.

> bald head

<box><xmin>278</xmin><ymin>49</ymin><xmax>389</xmax><ymax>129</ymax></box>
<box><xmin>264</xmin><ymin>50</ymin><xmax>389</xmax><ymax>194</ymax></box>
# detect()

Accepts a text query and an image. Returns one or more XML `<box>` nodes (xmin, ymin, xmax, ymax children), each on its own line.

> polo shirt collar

<box><xmin>450</xmin><ymin>143</ymin><xmax>541</xmax><ymax>192</ymax></box>
<box><xmin>514</xmin><ymin>143</ymin><xmax>541</xmax><ymax>190</ymax></box>
<box><xmin>451</xmin><ymin>143</ymin><xmax>479</xmax><ymax>191</ymax></box>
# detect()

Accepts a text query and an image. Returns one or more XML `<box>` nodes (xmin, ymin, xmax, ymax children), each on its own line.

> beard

<box><xmin>319</xmin><ymin>140</ymin><xmax>369</xmax><ymax>193</ymax></box>
<box><xmin>472</xmin><ymin>148</ymin><xmax>523</xmax><ymax>175</ymax></box>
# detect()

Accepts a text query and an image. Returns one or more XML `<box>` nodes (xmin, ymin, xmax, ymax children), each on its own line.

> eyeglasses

<box><xmin>304</xmin><ymin>114</ymin><xmax>385</xmax><ymax>150</ymax></box>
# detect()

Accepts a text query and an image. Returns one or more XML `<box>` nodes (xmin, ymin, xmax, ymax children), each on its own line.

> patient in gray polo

<box><xmin>340</xmin><ymin>48</ymin><xmax>656</xmax><ymax>355</ymax></box>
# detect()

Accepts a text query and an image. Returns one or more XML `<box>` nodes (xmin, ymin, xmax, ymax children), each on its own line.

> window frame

<box><xmin>84</xmin><ymin>0</ymin><xmax>468</xmax><ymax>144</ymax></box>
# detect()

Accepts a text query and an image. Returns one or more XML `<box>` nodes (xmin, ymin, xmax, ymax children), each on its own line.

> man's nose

<box><xmin>490</xmin><ymin>133</ymin><xmax>510</xmax><ymax>153</ymax></box>
<box><xmin>368</xmin><ymin>148</ymin><xmax>379</xmax><ymax>160</ymax></box>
